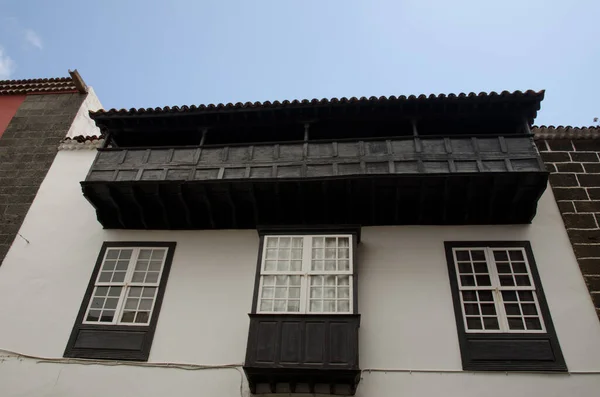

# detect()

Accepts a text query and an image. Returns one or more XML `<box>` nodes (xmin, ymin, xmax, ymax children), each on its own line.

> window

<box><xmin>257</xmin><ymin>235</ymin><xmax>353</xmax><ymax>314</ymax></box>
<box><xmin>445</xmin><ymin>242</ymin><xmax>566</xmax><ymax>371</ymax></box>
<box><xmin>453</xmin><ymin>247</ymin><xmax>544</xmax><ymax>333</ymax></box>
<box><xmin>64</xmin><ymin>242</ymin><xmax>176</xmax><ymax>361</ymax></box>
<box><xmin>84</xmin><ymin>247</ymin><xmax>168</xmax><ymax>325</ymax></box>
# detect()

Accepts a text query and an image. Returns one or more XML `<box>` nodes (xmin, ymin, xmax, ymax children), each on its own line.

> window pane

<box><xmin>471</xmin><ymin>250</ymin><xmax>485</xmax><ymax>261</ymax></box>
<box><xmin>121</xmin><ymin>311</ymin><xmax>135</xmax><ymax>322</ymax></box>
<box><xmin>139</xmin><ymin>299</ymin><xmax>153</xmax><ymax>310</ymax></box>
<box><xmin>512</xmin><ymin>262</ymin><xmax>527</xmax><ymax>273</ymax></box>
<box><xmin>466</xmin><ymin>317</ymin><xmax>482</xmax><ymax>330</ymax></box>
<box><xmin>521</xmin><ymin>304</ymin><xmax>538</xmax><ymax>315</ymax></box>
<box><xmin>476</xmin><ymin>275</ymin><xmax>491</xmax><ymax>286</ymax></box>
<box><xmin>323</xmin><ymin>300</ymin><xmax>335</xmax><ymax>312</ymax></box>
<box><xmin>262</xmin><ymin>287</ymin><xmax>274</xmax><ymax>298</ymax></box>
<box><xmin>274</xmin><ymin>301</ymin><xmax>286</xmax><ymax>312</ymax></box>
<box><xmin>279</xmin><ymin>237</ymin><xmax>291</xmax><ymax>248</ymax></box>
<box><xmin>508</xmin><ymin>317</ymin><xmax>525</xmax><ymax>330</ymax></box>
<box><xmin>455</xmin><ymin>250</ymin><xmax>470</xmax><ymax>261</ymax></box>
<box><xmin>480</xmin><ymin>303</ymin><xmax>496</xmax><ymax>315</ymax></box>
<box><xmin>458</xmin><ymin>263</ymin><xmax>472</xmax><ymax>273</ymax></box>
<box><xmin>138</xmin><ymin>249</ymin><xmax>152</xmax><ymax>260</ymax></box>
<box><xmin>473</xmin><ymin>263</ymin><xmax>488</xmax><ymax>273</ymax></box>
<box><xmin>103</xmin><ymin>260</ymin><xmax>116</xmax><ymax>271</ymax></box>
<box><xmin>505</xmin><ymin>303</ymin><xmax>521</xmax><ymax>315</ymax></box>
<box><xmin>462</xmin><ymin>291</ymin><xmax>477</xmax><ymax>301</ymax></box>
<box><xmin>260</xmin><ymin>300</ymin><xmax>273</xmax><ymax>312</ymax></box>
<box><xmin>100</xmin><ymin>311</ymin><xmax>115</xmax><ymax>322</ymax></box>
<box><xmin>104</xmin><ymin>298</ymin><xmax>119</xmax><ymax>309</ymax></box>
<box><xmin>106</xmin><ymin>250</ymin><xmax>119</xmax><ymax>260</ymax></box>
<box><xmin>525</xmin><ymin>317</ymin><xmax>542</xmax><ymax>330</ymax></box>
<box><xmin>509</xmin><ymin>250</ymin><xmax>524</xmax><ymax>261</ymax></box>
<box><xmin>310</xmin><ymin>300</ymin><xmax>322</xmax><ymax>312</ymax></box>
<box><xmin>289</xmin><ymin>287</ymin><xmax>300</xmax><ymax>299</ymax></box>
<box><xmin>518</xmin><ymin>291</ymin><xmax>534</xmax><ymax>301</ymax></box>
<box><xmin>493</xmin><ymin>251</ymin><xmax>508</xmax><ymax>261</ymax></box>
<box><xmin>478</xmin><ymin>291</ymin><xmax>493</xmax><ymax>302</ymax></box>
<box><xmin>135</xmin><ymin>311</ymin><xmax>149</xmax><ymax>323</ymax></box>
<box><xmin>337</xmin><ymin>300</ymin><xmax>350</xmax><ymax>312</ymax></box>
<box><xmin>287</xmin><ymin>300</ymin><xmax>300</xmax><ymax>312</ymax></box>
<box><xmin>108</xmin><ymin>287</ymin><xmax>122</xmax><ymax>297</ymax></box>
<box><xmin>132</xmin><ymin>272</ymin><xmax>145</xmax><ymax>282</ymax></box>
<box><xmin>263</xmin><ymin>276</ymin><xmax>275</xmax><ymax>286</ymax></box>
<box><xmin>266</xmin><ymin>237</ymin><xmax>277</xmax><ymax>248</ymax></box>
<box><xmin>464</xmin><ymin>303</ymin><xmax>479</xmax><ymax>315</ymax></box>
<box><xmin>460</xmin><ymin>275</ymin><xmax>475</xmax><ymax>286</ymax></box>
<box><xmin>496</xmin><ymin>263</ymin><xmax>511</xmax><ymax>274</ymax></box>
<box><xmin>502</xmin><ymin>291</ymin><xmax>518</xmax><ymax>301</ymax></box>
<box><xmin>98</xmin><ymin>272</ymin><xmax>112</xmax><ymax>282</ymax></box>
<box><xmin>515</xmin><ymin>275</ymin><xmax>531</xmax><ymax>286</ymax></box>
<box><xmin>499</xmin><ymin>275</ymin><xmax>515</xmax><ymax>286</ymax></box>
<box><xmin>86</xmin><ymin>310</ymin><xmax>101</xmax><ymax>322</ymax></box>
<box><xmin>483</xmin><ymin>317</ymin><xmax>500</xmax><ymax>330</ymax></box>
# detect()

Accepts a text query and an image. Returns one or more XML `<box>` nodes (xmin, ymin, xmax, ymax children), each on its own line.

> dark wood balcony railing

<box><xmin>244</xmin><ymin>314</ymin><xmax>361</xmax><ymax>395</ymax></box>
<box><xmin>81</xmin><ymin>135</ymin><xmax>548</xmax><ymax>229</ymax></box>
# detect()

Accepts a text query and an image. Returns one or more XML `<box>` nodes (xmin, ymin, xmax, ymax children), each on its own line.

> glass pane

<box><xmin>287</xmin><ymin>300</ymin><xmax>300</xmax><ymax>312</ymax></box>
<box><xmin>86</xmin><ymin>310</ymin><xmax>101</xmax><ymax>322</ymax></box>
<box><xmin>289</xmin><ymin>287</ymin><xmax>300</xmax><ymax>299</ymax></box>
<box><xmin>462</xmin><ymin>291</ymin><xmax>477</xmax><ymax>301</ymax></box>
<box><xmin>499</xmin><ymin>275</ymin><xmax>515</xmax><ymax>286</ymax></box>
<box><xmin>505</xmin><ymin>304</ymin><xmax>521</xmax><ymax>315</ymax></box>
<box><xmin>312</xmin><ymin>260</ymin><xmax>324</xmax><ymax>271</ymax></box>
<box><xmin>325</xmin><ymin>248</ymin><xmax>336</xmax><ymax>259</ymax></box>
<box><xmin>121</xmin><ymin>311</ymin><xmax>135</xmax><ymax>322</ymax></box>
<box><xmin>151</xmin><ymin>250</ymin><xmax>165</xmax><ymax>260</ymax></box>
<box><xmin>275</xmin><ymin>287</ymin><xmax>286</xmax><ymax>298</ymax></box>
<box><xmin>290</xmin><ymin>260</ymin><xmax>302</xmax><ymax>271</ymax></box>
<box><xmin>132</xmin><ymin>272</ymin><xmax>145</xmax><ymax>282</ymax></box>
<box><xmin>324</xmin><ymin>287</ymin><xmax>336</xmax><ymax>298</ymax></box>
<box><xmin>496</xmin><ymin>263</ymin><xmax>511</xmax><ymax>274</ymax></box>
<box><xmin>483</xmin><ymin>317</ymin><xmax>500</xmax><ymax>330</ymax></box>
<box><xmin>493</xmin><ymin>251</ymin><xmax>509</xmax><ymax>261</ymax></box>
<box><xmin>273</xmin><ymin>301</ymin><xmax>286</xmax><ymax>312</ymax></box>
<box><xmin>310</xmin><ymin>288</ymin><xmax>322</xmax><ymax>298</ymax></box>
<box><xmin>519</xmin><ymin>291</ymin><xmax>534</xmax><ymax>301</ymax></box>
<box><xmin>458</xmin><ymin>263</ymin><xmax>472</xmax><ymax>273</ymax></box>
<box><xmin>279</xmin><ymin>250</ymin><xmax>290</xmax><ymax>260</ymax></box>
<box><xmin>139</xmin><ymin>299</ymin><xmax>153</xmax><ymax>310</ymax></box>
<box><xmin>96</xmin><ymin>286</ymin><xmax>109</xmax><ymax>296</ymax></box>
<box><xmin>98</xmin><ymin>272</ymin><xmax>111</xmax><ymax>282</ymax></box>
<box><xmin>145</xmin><ymin>272</ymin><xmax>159</xmax><ymax>283</ymax></box>
<box><xmin>262</xmin><ymin>287</ymin><xmax>274</xmax><ymax>298</ymax></box>
<box><xmin>325</xmin><ymin>275</ymin><xmax>336</xmax><ymax>286</ymax></box>
<box><xmin>338</xmin><ymin>300</ymin><xmax>350</xmax><ymax>312</ymax></box>
<box><xmin>138</xmin><ymin>250</ymin><xmax>152</xmax><ymax>260</ymax></box>
<box><xmin>266</xmin><ymin>237</ymin><xmax>277</xmax><ymax>248</ymax></box>
<box><xmin>339</xmin><ymin>260</ymin><xmax>350</xmax><ymax>271</ymax></box>
<box><xmin>289</xmin><ymin>276</ymin><xmax>301</xmax><ymax>286</ymax></box>
<box><xmin>478</xmin><ymin>291</ymin><xmax>493</xmax><ymax>302</ymax></box>
<box><xmin>325</xmin><ymin>260</ymin><xmax>336</xmax><ymax>271</ymax></box>
<box><xmin>292</xmin><ymin>237</ymin><xmax>303</xmax><ymax>248</ymax></box>
<box><xmin>455</xmin><ymin>251</ymin><xmax>470</xmax><ymax>261</ymax></box>
<box><xmin>469</xmin><ymin>250</ymin><xmax>484</xmax><ymax>261</ymax></box>
<box><xmin>338</xmin><ymin>248</ymin><xmax>349</xmax><ymax>259</ymax></box>
<box><xmin>515</xmin><ymin>275</ymin><xmax>531</xmax><ymax>286</ymax></box>
<box><xmin>508</xmin><ymin>317</ymin><xmax>525</xmax><ymax>330</ymax></box>
<box><xmin>276</xmin><ymin>261</ymin><xmax>289</xmax><ymax>271</ymax></box>
<box><xmin>476</xmin><ymin>275</ymin><xmax>491</xmax><ymax>286</ymax></box>
<box><xmin>311</xmin><ymin>276</ymin><xmax>323</xmax><ymax>286</ymax></box>
<box><xmin>521</xmin><ymin>304</ymin><xmax>538</xmax><ymax>315</ymax></box>
<box><xmin>104</xmin><ymin>298</ymin><xmax>118</xmax><ymax>309</ymax></box>
<box><xmin>473</xmin><ymin>263</ymin><xmax>487</xmax><ymax>273</ymax></box>
<box><xmin>275</xmin><ymin>276</ymin><xmax>287</xmax><ymax>285</ymax></box>
<box><xmin>265</xmin><ymin>249</ymin><xmax>277</xmax><ymax>259</ymax></box>
<box><xmin>142</xmin><ymin>287</ymin><xmax>156</xmax><ymax>297</ymax></box>
<box><xmin>116</xmin><ymin>260</ymin><xmax>129</xmax><ymax>270</ymax></box>
<box><xmin>262</xmin><ymin>276</ymin><xmax>275</xmax><ymax>286</ymax></box>
<box><xmin>91</xmin><ymin>298</ymin><xmax>104</xmax><ymax>309</ymax></box>
<box><xmin>310</xmin><ymin>301</ymin><xmax>322</xmax><ymax>312</ymax></box>
<box><xmin>512</xmin><ymin>262</ymin><xmax>527</xmax><ymax>273</ymax></box>
<box><xmin>466</xmin><ymin>317</ymin><xmax>482</xmax><ymax>330</ymax></box>
<box><xmin>100</xmin><ymin>311</ymin><xmax>114</xmax><ymax>322</ymax></box>
<box><xmin>313</xmin><ymin>237</ymin><xmax>324</xmax><ymax>248</ymax></box>
<box><xmin>260</xmin><ymin>300</ymin><xmax>273</xmax><ymax>312</ymax></box>
<box><xmin>291</xmin><ymin>249</ymin><xmax>302</xmax><ymax>260</ymax></box>
<box><xmin>279</xmin><ymin>237</ymin><xmax>291</xmax><ymax>248</ymax></box>
<box><xmin>111</xmin><ymin>272</ymin><xmax>126</xmax><ymax>282</ymax></box>
<box><xmin>129</xmin><ymin>287</ymin><xmax>142</xmax><ymax>297</ymax></box>
<box><xmin>325</xmin><ymin>238</ymin><xmax>336</xmax><ymax>248</ymax></box>
<box><xmin>525</xmin><ymin>317</ymin><xmax>542</xmax><ymax>330</ymax></box>
<box><xmin>338</xmin><ymin>287</ymin><xmax>350</xmax><ymax>299</ymax></box>
<box><xmin>313</xmin><ymin>249</ymin><xmax>324</xmax><ymax>259</ymax></box>
<box><xmin>264</xmin><ymin>260</ymin><xmax>276</xmax><ymax>271</ymax></box>
<box><xmin>338</xmin><ymin>276</ymin><xmax>350</xmax><ymax>286</ymax></box>
<box><xmin>135</xmin><ymin>261</ymin><xmax>149</xmax><ymax>271</ymax></box>
<box><xmin>103</xmin><ymin>260</ymin><xmax>116</xmax><ymax>271</ymax></box>
<box><xmin>323</xmin><ymin>300</ymin><xmax>335</xmax><ymax>312</ymax></box>
<box><xmin>502</xmin><ymin>291</ymin><xmax>518</xmax><ymax>301</ymax></box>
<box><xmin>464</xmin><ymin>303</ymin><xmax>479</xmax><ymax>315</ymax></box>
<box><xmin>108</xmin><ymin>287</ymin><xmax>122</xmax><ymax>296</ymax></box>
<box><xmin>509</xmin><ymin>250</ymin><xmax>524</xmax><ymax>261</ymax></box>
<box><xmin>460</xmin><ymin>275</ymin><xmax>475</xmax><ymax>286</ymax></box>
<box><xmin>135</xmin><ymin>311</ymin><xmax>149</xmax><ymax>323</ymax></box>
<box><xmin>106</xmin><ymin>250</ymin><xmax>119</xmax><ymax>260</ymax></box>
<box><xmin>125</xmin><ymin>299</ymin><xmax>138</xmax><ymax>310</ymax></box>
<box><xmin>480</xmin><ymin>303</ymin><xmax>496</xmax><ymax>315</ymax></box>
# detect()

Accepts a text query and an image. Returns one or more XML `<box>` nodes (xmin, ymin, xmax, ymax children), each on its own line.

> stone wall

<box><xmin>535</xmin><ymin>129</ymin><xmax>600</xmax><ymax>319</ymax></box>
<box><xmin>0</xmin><ymin>93</ymin><xmax>86</xmax><ymax>263</ymax></box>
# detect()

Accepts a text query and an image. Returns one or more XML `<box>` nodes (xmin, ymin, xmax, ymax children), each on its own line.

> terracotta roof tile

<box><xmin>0</xmin><ymin>70</ymin><xmax>87</xmax><ymax>95</ymax></box>
<box><xmin>533</xmin><ymin>126</ymin><xmax>600</xmax><ymax>140</ymax></box>
<box><xmin>90</xmin><ymin>90</ymin><xmax>544</xmax><ymax>118</ymax></box>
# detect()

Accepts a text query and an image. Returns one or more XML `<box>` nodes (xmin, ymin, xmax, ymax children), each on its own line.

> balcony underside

<box><xmin>81</xmin><ymin>172</ymin><xmax>548</xmax><ymax>229</ymax></box>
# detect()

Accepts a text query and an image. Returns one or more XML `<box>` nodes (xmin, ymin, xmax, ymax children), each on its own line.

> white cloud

<box><xmin>0</xmin><ymin>47</ymin><xmax>16</xmax><ymax>79</ymax></box>
<box><xmin>24</xmin><ymin>29</ymin><xmax>42</xmax><ymax>50</ymax></box>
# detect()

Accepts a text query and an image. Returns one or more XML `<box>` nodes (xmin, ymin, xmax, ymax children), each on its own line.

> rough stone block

<box><xmin>547</xmin><ymin>140</ymin><xmax>574</xmax><ymax>151</ymax></box>
<box><xmin>578</xmin><ymin>174</ymin><xmax>600</xmax><ymax>187</ymax></box>
<box><xmin>552</xmin><ymin>187</ymin><xmax>588</xmax><ymax>201</ymax></box>
<box><xmin>549</xmin><ymin>173</ymin><xmax>578</xmax><ymax>187</ymax></box>
<box><xmin>556</xmin><ymin>163</ymin><xmax>584</xmax><ymax>173</ymax></box>
<box><xmin>562</xmin><ymin>213</ymin><xmax>597</xmax><ymax>229</ymax></box>
<box><xmin>541</xmin><ymin>152</ymin><xmax>570</xmax><ymax>163</ymax></box>
<box><xmin>571</xmin><ymin>153</ymin><xmax>599</xmax><ymax>163</ymax></box>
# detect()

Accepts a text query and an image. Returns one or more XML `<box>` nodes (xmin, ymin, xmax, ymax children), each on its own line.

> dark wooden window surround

<box><xmin>64</xmin><ymin>242</ymin><xmax>176</xmax><ymax>361</ymax></box>
<box><xmin>445</xmin><ymin>241</ymin><xmax>566</xmax><ymax>371</ymax></box>
<box><xmin>244</xmin><ymin>226</ymin><xmax>361</xmax><ymax>395</ymax></box>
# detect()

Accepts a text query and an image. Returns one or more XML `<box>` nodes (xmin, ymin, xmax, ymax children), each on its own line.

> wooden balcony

<box><xmin>244</xmin><ymin>314</ymin><xmax>361</xmax><ymax>395</ymax></box>
<box><xmin>81</xmin><ymin>135</ymin><xmax>548</xmax><ymax>229</ymax></box>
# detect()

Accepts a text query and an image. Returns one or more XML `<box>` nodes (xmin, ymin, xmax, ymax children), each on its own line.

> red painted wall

<box><xmin>0</xmin><ymin>95</ymin><xmax>26</xmax><ymax>138</ymax></box>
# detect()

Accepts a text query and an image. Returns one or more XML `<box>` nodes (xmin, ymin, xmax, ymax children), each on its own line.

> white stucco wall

<box><xmin>0</xmin><ymin>149</ymin><xmax>599</xmax><ymax>396</ymax></box>
<box><xmin>65</xmin><ymin>86</ymin><xmax>103</xmax><ymax>138</ymax></box>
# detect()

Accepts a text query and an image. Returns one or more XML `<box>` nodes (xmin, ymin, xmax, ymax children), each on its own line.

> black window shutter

<box><xmin>445</xmin><ymin>241</ymin><xmax>567</xmax><ymax>371</ymax></box>
<box><xmin>64</xmin><ymin>242</ymin><xmax>176</xmax><ymax>361</ymax></box>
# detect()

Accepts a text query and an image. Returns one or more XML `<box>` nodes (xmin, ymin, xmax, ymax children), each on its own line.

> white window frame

<box><xmin>257</xmin><ymin>234</ymin><xmax>354</xmax><ymax>315</ymax></box>
<box><xmin>452</xmin><ymin>246</ymin><xmax>546</xmax><ymax>334</ymax></box>
<box><xmin>83</xmin><ymin>246</ymin><xmax>168</xmax><ymax>326</ymax></box>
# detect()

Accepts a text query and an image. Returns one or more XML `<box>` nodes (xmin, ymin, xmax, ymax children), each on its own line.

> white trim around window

<box><xmin>257</xmin><ymin>235</ymin><xmax>354</xmax><ymax>314</ymax></box>
<box><xmin>83</xmin><ymin>246</ymin><xmax>169</xmax><ymax>326</ymax></box>
<box><xmin>452</xmin><ymin>246</ymin><xmax>546</xmax><ymax>334</ymax></box>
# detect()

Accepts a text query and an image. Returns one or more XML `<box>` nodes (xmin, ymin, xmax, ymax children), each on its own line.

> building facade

<box><xmin>0</xmin><ymin>70</ymin><xmax>102</xmax><ymax>263</ymax></box>
<box><xmin>0</xmin><ymin>92</ymin><xmax>599</xmax><ymax>396</ymax></box>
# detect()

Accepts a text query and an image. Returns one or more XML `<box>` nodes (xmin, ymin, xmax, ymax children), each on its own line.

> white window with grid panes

<box><xmin>258</xmin><ymin>235</ymin><xmax>353</xmax><ymax>314</ymax></box>
<box><xmin>453</xmin><ymin>247</ymin><xmax>546</xmax><ymax>333</ymax></box>
<box><xmin>83</xmin><ymin>247</ymin><xmax>168</xmax><ymax>325</ymax></box>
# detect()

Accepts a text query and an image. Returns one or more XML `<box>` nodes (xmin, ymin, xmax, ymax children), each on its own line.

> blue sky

<box><xmin>1</xmin><ymin>0</ymin><xmax>598</xmax><ymax>126</ymax></box>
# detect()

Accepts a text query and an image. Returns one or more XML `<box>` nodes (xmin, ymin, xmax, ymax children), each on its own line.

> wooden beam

<box><xmin>463</xmin><ymin>177</ymin><xmax>476</xmax><ymax>223</ymax></box>
<box><xmin>106</xmin><ymin>187</ymin><xmax>126</xmax><ymax>228</ymax></box>
<box><xmin>177</xmin><ymin>184</ymin><xmax>193</xmax><ymax>228</ymax></box>
<box><xmin>156</xmin><ymin>185</ymin><xmax>171</xmax><ymax>229</ymax></box>
<box><xmin>442</xmin><ymin>178</ymin><xmax>450</xmax><ymax>224</ymax></box>
<box><xmin>68</xmin><ymin>69</ymin><xmax>88</xmax><ymax>94</ymax></box>
<box><xmin>200</xmin><ymin>185</ymin><xmax>216</xmax><ymax>228</ymax></box>
<box><xmin>226</xmin><ymin>184</ymin><xmax>237</xmax><ymax>228</ymax></box>
<box><xmin>129</xmin><ymin>185</ymin><xmax>148</xmax><ymax>229</ymax></box>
